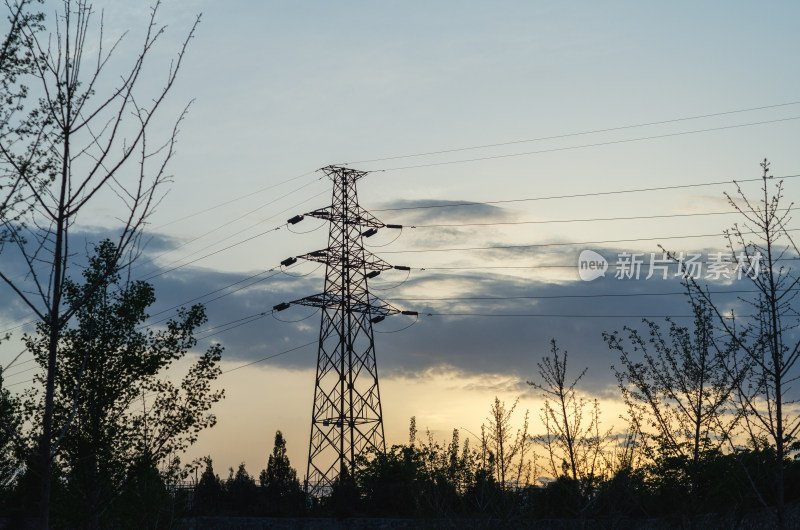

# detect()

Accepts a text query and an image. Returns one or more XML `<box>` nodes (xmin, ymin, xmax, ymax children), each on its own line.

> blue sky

<box><xmin>3</xmin><ymin>0</ymin><xmax>800</xmax><ymax>477</ymax></box>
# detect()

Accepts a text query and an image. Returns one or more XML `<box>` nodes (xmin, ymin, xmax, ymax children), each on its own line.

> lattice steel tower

<box><xmin>275</xmin><ymin>165</ymin><xmax>411</xmax><ymax>496</ymax></box>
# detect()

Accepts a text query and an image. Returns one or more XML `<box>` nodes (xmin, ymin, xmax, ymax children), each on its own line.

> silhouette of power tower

<box><xmin>274</xmin><ymin>165</ymin><xmax>414</xmax><ymax>496</ymax></box>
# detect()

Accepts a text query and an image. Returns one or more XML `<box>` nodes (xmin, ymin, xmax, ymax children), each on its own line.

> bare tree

<box><xmin>528</xmin><ymin>339</ymin><xmax>611</xmax><ymax>484</ymax></box>
<box><xmin>0</xmin><ymin>0</ymin><xmax>46</xmax><ymax>244</ymax></box>
<box><xmin>0</xmin><ymin>1</ymin><xmax>199</xmax><ymax>525</ymax></box>
<box><xmin>484</xmin><ymin>396</ymin><xmax>527</xmax><ymax>489</ymax></box>
<box><xmin>513</xmin><ymin>408</ymin><xmax>533</xmax><ymax>487</ymax></box>
<box><xmin>667</xmin><ymin>160</ymin><xmax>800</xmax><ymax>528</ymax></box>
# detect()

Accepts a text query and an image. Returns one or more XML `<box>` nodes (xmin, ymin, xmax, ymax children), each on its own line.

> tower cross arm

<box><xmin>296</xmin><ymin>248</ymin><xmax>396</xmax><ymax>271</ymax></box>
<box><xmin>304</xmin><ymin>205</ymin><xmax>386</xmax><ymax>229</ymax></box>
<box><xmin>289</xmin><ymin>292</ymin><xmax>402</xmax><ymax>317</ymax></box>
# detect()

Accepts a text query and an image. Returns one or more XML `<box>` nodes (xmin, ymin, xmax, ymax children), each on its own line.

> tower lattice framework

<box><xmin>282</xmin><ymin>165</ymin><xmax>408</xmax><ymax>495</ymax></box>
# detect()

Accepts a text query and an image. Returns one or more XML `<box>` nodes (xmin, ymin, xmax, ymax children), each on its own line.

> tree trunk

<box><xmin>39</xmin><ymin>142</ymin><xmax>69</xmax><ymax>528</ymax></box>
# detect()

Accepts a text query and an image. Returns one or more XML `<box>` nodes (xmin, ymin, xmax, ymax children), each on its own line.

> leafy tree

<box><xmin>668</xmin><ymin>160</ymin><xmax>800</xmax><ymax>527</ymax></box>
<box><xmin>194</xmin><ymin>457</ymin><xmax>223</xmax><ymax>515</ymax></box>
<box><xmin>418</xmin><ymin>428</ymin><xmax>465</xmax><ymax>515</ymax></box>
<box><xmin>356</xmin><ymin>419</ymin><xmax>480</xmax><ymax>517</ymax></box>
<box><xmin>0</xmin><ymin>370</ymin><xmax>22</xmax><ymax>498</ymax></box>
<box><xmin>107</xmin><ymin>454</ymin><xmax>172</xmax><ymax>530</ymax></box>
<box><xmin>226</xmin><ymin>463</ymin><xmax>257</xmax><ymax>515</ymax></box>
<box><xmin>357</xmin><ymin>417</ymin><xmax>527</xmax><ymax>517</ymax></box>
<box><xmin>466</xmin><ymin>460</ymin><xmax>502</xmax><ymax>516</ymax></box>
<box><xmin>356</xmin><ymin>444</ymin><xmax>426</xmax><ymax>516</ymax></box>
<box><xmin>22</xmin><ymin>240</ymin><xmax>223</xmax><ymax>526</ymax></box>
<box><xmin>603</xmin><ymin>293</ymin><xmax>740</xmax><ymax>514</ymax></box>
<box><xmin>259</xmin><ymin>430</ymin><xmax>302</xmax><ymax>514</ymax></box>
<box><xmin>329</xmin><ymin>463</ymin><xmax>359</xmax><ymax>517</ymax></box>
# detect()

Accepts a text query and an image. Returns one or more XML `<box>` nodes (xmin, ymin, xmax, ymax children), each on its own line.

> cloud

<box><xmin>678</xmin><ymin>193</ymin><xmax>732</xmax><ymax>213</ymax></box>
<box><xmin>0</xmin><ymin>227</ymin><xmax>778</xmax><ymax>399</ymax></box>
<box><xmin>137</xmin><ymin>231</ymin><xmax>187</xmax><ymax>254</ymax></box>
<box><xmin>137</xmin><ymin>256</ymin><xmax>755</xmax><ymax>398</ymax></box>
<box><xmin>376</xmin><ymin>199</ymin><xmax>512</xmax><ymax>224</ymax></box>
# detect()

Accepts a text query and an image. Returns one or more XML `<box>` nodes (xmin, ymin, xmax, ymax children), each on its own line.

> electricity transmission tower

<box><xmin>275</xmin><ymin>165</ymin><xmax>414</xmax><ymax>496</ymax></box>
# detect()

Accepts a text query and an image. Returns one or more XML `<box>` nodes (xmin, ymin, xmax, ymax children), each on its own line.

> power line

<box><xmin>0</xmin><ymin>202</ymin><xmax>784</xmax><ymax>335</ymax></box>
<box><xmin>1</xmin><ymin>285</ymin><xmax>784</xmax><ymax>388</ymax></box>
<box><xmin>4</xmin><ymin>340</ymin><xmax>316</xmax><ymax>392</ymax></box>
<box><xmin>220</xmin><ymin>341</ymin><xmax>317</xmax><ymax>375</ymax></box>
<box><xmin>142</xmin><ymin>270</ymin><xmax>283</xmax><ymax>329</ymax></box>
<box><xmin>423</xmin><ymin>312</ymin><xmax>673</xmax><ymax>318</ymax></box>
<box><xmin>373</xmin><ymin>174</ymin><xmax>800</xmax><ymax>212</ymax></box>
<box><xmin>3</xmin><ymin>331</ymin><xmax>319</xmax><ymax>391</ymax></box>
<box><xmin>6</xmin><ymin>205</ymin><xmax>789</xmax><ymax>337</ymax></box>
<box><xmin>0</xmin><ymin>238</ymin><xmax>783</xmax><ymax>336</ymax></box>
<box><xmin>194</xmin><ymin>310</ymin><xmax>275</xmax><ymax>339</ymax></box>
<box><xmin>2</xmin><ymin>265</ymin><xmax>290</xmax><ymax>353</ymax></box>
<box><xmin>136</xmin><ymin>174</ymin><xmax>326</xmax><ymax>272</ymax></box>
<box><xmin>411</xmin><ymin>209</ymin><xmax>751</xmax><ymax>228</ymax></box>
<box><xmin>0</xmin><ymin>237</ymin><xmax>786</xmax><ymax>338</ymax></box>
<box><xmin>141</xmin><ymin>225</ymin><xmax>284</xmax><ymax>281</ymax></box>
<box><xmin>386</xmin><ymin>288</ymin><xmax>780</xmax><ymax>302</ymax></box>
<box><xmin>0</xmin><ymin>322</ymin><xmax>30</xmax><ymax>335</ymax></box>
<box><xmin>3</xmin><ymin>173</ymin><xmax>796</xmax><ymax>336</ymax></box>
<box><xmin>146</xmin><ymin>269</ymin><xmax>278</xmax><ymax>319</ymax></box>
<box><xmin>344</xmin><ymin>100</ymin><xmax>800</xmax><ymax>165</ymax></box>
<box><xmin>1</xmin><ymin>364</ymin><xmax>38</xmax><ymax>382</ymax></box>
<box><xmin>129</xmin><ymin>340</ymin><xmax>320</xmax><ymax>415</ymax></box>
<box><xmin>415</xmin><ymin>265</ymin><xmax>678</xmax><ymax>270</ymax></box>
<box><xmin>11</xmin><ymin>171</ymin><xmax>796</xmax><ymax>297</ymax></box>
<box><xmin>141</xmin><ymin>261</ymin><xmax>323</xmax><ymax>330</ymax></box>
<box><xmin>139</xmin><ymin>99</ymin><xmax>800</xmax><ymax>231</ymax></box>
<box><xmin>2</xmin><ymin>284</ymin><xmax>750</xmax><ymax>369</ymax></box>
<box><xmin>376</xmin><ymin>116</ymin><xmax>800</xmax><ymax>171</ymax></box>
<box><xmin>137</xmin><ymin>170</ymin><xmax>799</xmax><ymax>277</ymax></box>
<box><xmin>379</xmin><ymin>228</ymin><xmax>800</xmax><ymax>254</ymax></box>
<box><xmin>417</xmin><ymin>256</ymin><xmax>800</xmax><ymax>271</ymax></box>
<box><xmin>138</xmin><ymin>188</ymin><xmax>329</xmax><ymax>281</ymax></box>
<box><xmin>1</xmin><ymin>357</ymin><xmax>35</xmax><ymax>373</ymax></box>
<box><xmin>154</xmin><ymin>170</ymin><xmax>318</xmax><ymax>229</ymax></box>
<box><xmin>0</xmin><ymin>190</ymin><xmax>329</xmax><ymax>337</ymax></box>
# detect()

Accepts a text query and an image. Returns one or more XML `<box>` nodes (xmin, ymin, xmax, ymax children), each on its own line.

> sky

<box><xmin>3</xmin><ymin>0</ymin><xmax>800</xmax><ymax>480</ymax></box>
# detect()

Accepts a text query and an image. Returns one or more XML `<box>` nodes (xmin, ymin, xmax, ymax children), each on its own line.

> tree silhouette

<box><xmin>604</xmin><ymin>293</ymin><xmax>741</xmax><ymax>518</ymax></box>
<box><xmin>0</xmin><ymin>2</ymin><xmax>199</xmax><ymax>523</ymax></box>
<box><xmin>665</xmin><ymin>160</ymin><xmax>800</xmax><ymax>527</ymax></box>
<box><xmin>259</xmin><ymin>430</ymin><xmax>302</xmax><ymax>514</ymax></box>
<box><xmin>484</xmin><ymin>397</ymin><xmax>527</xmax><ymax>489</ymax></box>
<box><xmin>260</xmin><ymin>431</ymin><xmax>300</xmax><ymax>494</ymax></box>
<box><xmin>194</xmin><ymin>458</ymin><xmax>223</xmax><ymax>515</ymax></box>
<box><xmin>0</xmin><ymin>370</ymin><xmax>22</xmax><ymax>492</ymax></box>
<box><xmin>528</xmin><ymin>340</ymin><xmax>610</xmax><ymax>486</ymax></box>
<box><xmin>227</xmin><ymin>463</ymin><xmax>257</xmax><ymax>515</ymax></box>
<box><xmin>22</xmin><ymin>240</ymin><xmax>223</xmax><ymax>526</ymax></box>
<box><xmin>0</xmin><ymin>0</ymin><xmax>46</xmax><ymax>240</ymax></box>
